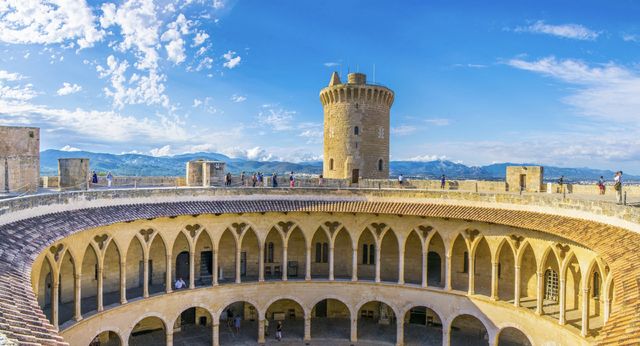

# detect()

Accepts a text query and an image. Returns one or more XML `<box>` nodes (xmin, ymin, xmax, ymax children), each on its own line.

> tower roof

<box><xmin>328</xmin><ymin>71</ymin><xmax>341</xmax><ymax>86</ymax></box>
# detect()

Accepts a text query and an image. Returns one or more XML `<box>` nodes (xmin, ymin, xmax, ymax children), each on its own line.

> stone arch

<box><xmin>147</xmin><ymin>231</ymin><xmax>167</xmax><ymax>293</ymax></box>
<box><xmin>357</xmin><ymin>227</ymin><xmax>377</xmax><ymax>281</ymax></box>
<box><xmin>58</xmin><ymin>246</ymin><xmax>76</xmax><ymax>324</ymax></box>
<box><xmin>496</xmin><ymin>238</ymin><xmax>516</xmax><ymax>302</ymax></box>
<box><xmin>562</xmin><ymin>252</ymin><xmax>583</xmax><ymax>328</ymax></box>
<box><xmin>427</xmin><ymin>231</ymin><xmax>445</xmax><ymax>287</ymax></box>
<box><xmin>473</xmin><ymin>237</ymin><xmax>492</xmax><ymax>296</ymax></box>
<box><xmin>517</xmin><ymin>242</ymin><xmax>537</xmax><ymax>306</ymax></box>
<box><xmin>240</xmin><ymin>227</ymin><xmax>260</xmax><ymax>281</ymax></box>
<box><xmin>193</xmin><ymin>228</ymin><xmax>213</xmax><ymax>287</ymax></box>
<box><xmin>81</xmin><ymin>243</ymin><xmax>99</xmax><ymax>314</ymax></box>
<box><xmin>497</xmin><ymin>325</ymin><xmax>532</xmax><ymax>346</ymax></box>
<box><xmin>310</xmin><ymin>296</ymin><xmax>352</xmax><ymax>340</ymax></box>
<box><xmin>311</xmin><ymin>226</ymin><xmax>331</xmax><ymax>279</ymax></box>
<box><xmin>264</xmin><ymin>225</ymin><xmax>285</xmax><ymax>280</ymax></box>
<box><xmin>584</xmin><ymin>257</ymin><xmax>605</xmax><ymax>334</ymax></box>
<box><xmin>217</xmin><ymin>227</ymin><xmax>237</xmax><ymax>283</ymax></box>
<box><xmin>102</xmin><ymin>239</ymin><xmax>121</xmax><ymax>307</ymax></box>
<box><xmin>172</xmin><ymin>305</ymin><xmax>215</xmax><ymax>344</ymax></box>
<box><xmin>355</xmin><ymin>299</ymin><xmax>398</xmax><ymax>344</ymax></box>
<box><xmin>125</xmin><ymin>235</ymin><xmax>145</xmax><ymax>299</ymax></box>
<box><xmin>264</xmin><ymin>298</ymin><xmax>306</xmax><ymax>341</ymax></box>
<box><xmin>127</xmin><ymin>314</ymin><xmax>168</xmax><ymax>346</ymax></box>
<box><xmin>451</xmin><ymin>233</ymin><xmax>469</xmax><ymax>291</ymax></box>
<box><xmin>286</xmin><ymin>226</ymin><xmax>307</xmax><ymax>279</ymax></box>
<box><xmin>539</xmin><ymin>245</ymin><xmax>561</xmax><ymax>316</ymax></box>
<box><xmin>332</xmin><ymin>226</ymin><xmax>353</xmax><ymax>279</ymax></box>
<box><xmin>37</xmin><ymin>255</ymin><xmax>56</xmax><ymax>323</ymax></box>
<box><xmin>403</xmin><ymin>230</ymin><xmax>423</xmax><ymax>285</ymax></box>
<box><xmin>89</xmin><ymin>329</ymin><xmax>123</xmax><ymax>346</ymax></box>
<box><xmin>379</xmin><ymin>228</ymin><xmax>399</xmax><ymax>282</ymax></box>
<box><xmin>450</xmin><ymin>313</ymin><xmax>489</xmax><ymax>345</ymax></box>
<box><xmin>402</xmin><ymin>305</ymin><xmax>443</xmax><ymax>346</ymax></box>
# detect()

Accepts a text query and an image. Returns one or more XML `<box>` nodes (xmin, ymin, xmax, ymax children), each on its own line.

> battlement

<box><xmin>319</xmin><ymin>72</ymin><xmax>394</xmax><ymax>107</ymax></box>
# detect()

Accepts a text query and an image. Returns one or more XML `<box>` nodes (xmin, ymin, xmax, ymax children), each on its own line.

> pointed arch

<box><xmin>102</xmin><ymin>239</ymin><xmax>121</xmax><ymax>307</ymax></box>
<box><xmin>311</xmin><ymin>226</ymin><xmax>330</xmax><ymax>279</ymax></box>
<box><xmin>125</xmin><ymin>236</ymin><xmax>145</xmax><ymax>300</ymax></box>
<box><xmin>380</xmin><ymin>228</ymin><xmax>399</xmax><ymax>282</ymax></box>
<box><xmin>474</xmin><ymin>237</ymin><xmax>492</xmax><ymax>296</ymax></box>
<box><xmin>58</xmin><ymin>249</ymin><xmax>75</xmax><ymax>325</ymax></box>
<box><xmin>333</xmin><ymin>226</ymin><xmax>353</xmax><ymax>279</ymax></box>
<box><xmin>451</xmin><ymin>233</ymin><xmax>469</xmax><ymax>291</ymax></box>
<box><xmin>287</xmin><ymin>226</ymin><xmax>306</xmax><ymax>279</ymax></box>
<box><xmin>148</xmin><ymin>232</ymin><xmax>167</xmax><ymax>293</ymax></box>
<box><xmin>193</xmin><ymin>229</ymin><xmax>213</xmax><ymax>287</ymax></box>
<box><xmin>357</xmin><ymin>227</ymin><xmax>377</xmax><ymax>281</ymax></box>
<box><xmin>218</xmin><ymin>227</ymin><xmax>237</xmax><ymax>283</ymax></box>
<box><xmin>264</xmin><ymin>226</ymin><xmax>284</xmax><ymax>280</ymax></box>
<box><xmin>81</xmin><ymin>244</ymin><xmax>99</xmax><ymax>314</ymax></box>
<box><xmin>240</xmin><ymin>227</ymin><xmax>260</xmax><ymax>281</ymax></box>
<box><xmin>403</xmin><ymin>230</ymin><xmax>423</xmax><ymax>285</ymax></box>
<box><xmin>427</xmin><ymin>231</ymin><xmax>445</xmax><ymax>288</ymax></box>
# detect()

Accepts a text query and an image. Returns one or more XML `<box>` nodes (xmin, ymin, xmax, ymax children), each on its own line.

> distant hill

<box><xmin>40</xmin><ymin>150</ymin><xmax>639</xmax><ymax>182</ymax></box>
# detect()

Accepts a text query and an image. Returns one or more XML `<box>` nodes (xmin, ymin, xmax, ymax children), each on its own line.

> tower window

<box><xmin>354</xmin><ymin>126</ymin><xmax>359</xmax><ymax>135</ymax></box>
<box><xmin>329</xmin><ymin>158</ymin><xmax>334</xmax><ymax>170</ymax></box>
<box><xmin>378</xmin><ymin>159</ymin><xmax>383</xmax><ymax>171</ymax></box>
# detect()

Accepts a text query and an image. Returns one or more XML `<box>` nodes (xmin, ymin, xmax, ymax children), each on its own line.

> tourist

<box><xmin>252</xmin><ymin>173</ymin><xmax>257</xmax><ymax>187</ymax></box>
<box><xmin>598</xmin><ymin>176</ymin><xmax>605</xmax><ymax>195</ymax></box>
<box><xmin>91</xmin><ymin>171</ymin><xmax>98</xmax><ymax>186</ymax></box>
<box><xmin>106</xmin><ymin>171</ymin><xmax>113</xmax><ymax>188</ymax></box>
<box><xmin>289</xmin><ymin>172</ymin><xmax>295</xmax><ymax>188</ymax></box>
<box><xmin>258</xmin><ymin>172</ymin><xmax>263</xmax><ymax>186</ymax></box>
<box><xmin>318</xmin><ymin>174</ymin><xmax>324</xmax><ymax>187</ymax></box>
<box><xmin>558</xmin><ymin>175</ymin><xmax>564</xmax><ymax>194</ymax></box>
<box><xmin>272</xmin><ymin>172</ymin><xmax>278</xmax><ymax>187</ymax></box>
<box><xmin>440</xmin><ymin>175</ymin><xmax>446</xmax><ymax>189</ymax></box>
<box><xmin>614</xmin><ymin>171</ymin><xmax>623</xmax><ymax>204</ymax></box>
<box><xmin>226</xmin><ymin>172</ymin><xmax>232</xmax><ymax>186</ymax></box>
<box><xmin>227</xmin><ymin>310</ymin><xmax>234</xmax><ymax>329</ymax></box>
<box><xmin>174</xmin><ymin>277</ymin><xmax>185</xmax><ymax>289</ymax></box>
<box><xmin>398</xmin><ymin>173</ymin><xmax>404</xmax><ymax>186</ymax></box>
<box><xmin>276</xmin><ymin>321</ymin><xmax>283</xmax><ymax>341</ymax></box>
<box><xmin>240</xmin><ymin>171</ymin><xmax>245</xmax><ymax>186</ymax></box>
<box><xmin>234</xmin><ymin>315</ymin><xmax>241</xmax><ymax>334</ymax></box>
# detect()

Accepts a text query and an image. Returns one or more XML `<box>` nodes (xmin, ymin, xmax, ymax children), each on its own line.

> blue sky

<box><xmin>1</xmin><ymin>1</ymin><xmax>640</xmax><ymax>173</ymax></box>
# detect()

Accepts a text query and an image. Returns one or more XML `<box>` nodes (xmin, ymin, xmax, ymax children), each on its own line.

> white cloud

<box><xmin>507</xmin><ymin>56</ymin><xmax>640</xmax><ymax>123</ymax></box>
<box><xmin>515</xmin><ymin>20</ymin><xmax>600</xmax><ymax>41</ymax></box>
<box><xmin>231</xmin><ymin>94</ymin><xmax>246</xmax><ymax>102</ymax></box>
<box><xmin>424</xmin><ymin>118</ymin><xmax>450</xmax><ymax>126</ymax></box>
<box><xmin>0</xmin><ymin>70</ymin><xmax>24</xmax><ymax>81</ymax></box>
<box><xmin>391</xmin><ymin>125</ymin><xmax>417</xmax><ymax>135</ymax></box>
<box><xmin>149</xmin><ymin>145</ymin><xmax>172</xmax><ymax>157</ymax></box>
<box><xmin>161</xmin><ymin>14</ymin><xmax>190</xmax><ymax>65</ymax></box>
<box><xmin>323</xmin><ymin>62</ymin><xmax>340</xmax><ymax>67</ymax></box>
<box><xmin>57</xmin><ymin>82</ymin><xmax>82</xmax><ymax>96</ymax></box>
<box><xmin>222</xmin><ymin>50</ymin><xmax>241</xmax><ymax>69</ymax></box>
<box><xmin>193</xmin><ymin>31</ymin><xmax>209</xmax><ymax>46</ymax></box>
<box><xmin>60</xmin><ymin>145</ymin><xmax>81</xmax><ymax>152</ymax></box>
<box><xmin>257</xmin><ymin>107</ymin><xmax>296</xmax><ymax>131</ymax></box>
<box><xmin>622</xmin><ymin>34</ymin><xmax>639</xmax><ymax>42</ymax></box>
<box><xmin>222</xmin><ymin>146</ymin><xmax>273</xmax><ymax>161</ymax></box>
<box><xmin>407</xmin><ymin>154</ymin><xmax>447</xmax><ymax>162</ymax></box>
<box><xmin>0</xmin><ymin>0</ymin><xmax>104</xmax><ymax>49</ymax></box>
<box><xmin>213</xmin><ymin>0</ymin><xmax>225</xmax><ymax>10</ymax></box>
<box><xmin>193</xmin><ymin>98</ymin><xmax>202</xmax><ymax>107</ymax></box>
<box><xmin>0</xmin><ymin>75</ymin><xmax>36</xmax><ymax>102</ymax></box>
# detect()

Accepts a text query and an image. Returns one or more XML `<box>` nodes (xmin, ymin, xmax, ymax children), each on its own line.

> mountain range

<box><xmin>40</xmin><ymin>149</ymin><xmax>639</xmax><ymax>182</ymax></box>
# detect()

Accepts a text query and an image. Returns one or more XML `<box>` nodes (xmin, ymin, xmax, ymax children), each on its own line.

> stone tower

<box><xmin>319</xmin><ymin>72</ymin><xmax>394</xmax><ymax>181</ymax></box>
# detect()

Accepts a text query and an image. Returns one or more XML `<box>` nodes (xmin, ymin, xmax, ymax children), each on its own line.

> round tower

<box><xmin>319</xmin><ymin>72</ymin><xmax>394</xmax><ymax>181</ymax></box>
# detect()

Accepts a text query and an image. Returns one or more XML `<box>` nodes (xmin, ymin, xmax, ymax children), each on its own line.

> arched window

<box><xmin>329</xmin><ymin>158</ymin><xmax>334</xmax><ymax>170</ymax></box>
<box><xmin>315</xmin><ymin>242</ymin><xmax>329</xmax><ymax>263</ymax></box>
<box><xmin>593</xmin><ymin>272</ymin><xmax>600</xmax><ymax>298</ymax></box>
<box><xmin>362</xmin><ymin>244</ymin><xmax>376</xmax><ymax>265</ymax></box>
<box><xmin>545</xmin><ymin>269</ymin><xmax>559</xmax><ymax>301</ymax></box>
<box><xmin>378</xmin><ymin>159</ymin><xmax>383</xmax><ymax>171</ymax></box>
<box><xmin>354</xmin><ymin>126</ymin><xmax>359</xmax><ymax>135</ymax></box>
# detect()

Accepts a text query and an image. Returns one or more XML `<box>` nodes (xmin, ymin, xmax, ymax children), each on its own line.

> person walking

<box><xmin>234</xmin><ymin>315</ymin><xmax>241</xmax><ymax>335</ymax></box>
<box><xmin>272</xmin><ymin>172</ymin><xmax>278</xmax><ymax>187</ymax></box>
<box><xmin>106</xmin><ymin>171</ymin><xmax>113</xmax><ymax>188</ymax></box>
<box><xmin>226</xmin><ymin>172</ymin><xmax>232</xmax><ymax>186</ymax></box>
<box><xmin>289</xmin><ymin>172</ymin><xmax>295</xmax><ymax>188</ymax></box>
<box><xmin>598</xmin><ymin>176</ymin><xmax>605</xmax><ymax>195</ymax></box>
<box><xmin>558</xmin><ymin>175</ymin><xmax>565</xmax><ymax>194</ymax></box>
<box><xmin>440</xmin><ymin>175</ymin><xmax>446</xmax><ymax>189</ymax></box>
<box><xmin>252</xmin><ymin>173</ymin><xmax>257</xmax><ymax>187</ymax></box>
<box><xmin>276</xmin><ymin>321</ymin><xmax>283</xmax><ymax>341</ymax></box>
<box><xmin>318</xmin><ymin>174</ymin><xmax>324</xmax><ymax>187</ymax></box>
<box><xmin>240</xmin><ymin>171</ymin><xmax>245</xmax><ymax>186</ymax></box>
<box><xmin>614</xmin><ymin>171</ymin><xmax>623</xmax><ymax>204</ymax></box>
<box><xmin>398</xmin><ymin>173</ymin><xmax>404</xmax><ymax>186</ymax></box>
<box><xmin>91</xmin><ymin>171</ymin><xmax>98</xmax><ymax>187</ymax></box>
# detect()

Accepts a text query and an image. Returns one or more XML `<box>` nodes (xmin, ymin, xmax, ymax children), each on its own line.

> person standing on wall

<box><xmin>289</xmin><ymin>172</ymin><xmax>295</xmax><ymax>188</ymax></box>
<box><xmin>240</xmin><ymin>171</ymin><xmax>245</xmax><ymax>186</ymax></box>
<box><xmin>598</xmin><ymin>176</ymin><xmax>605</xmax><ymax>195</ymax></box>
<box><xmin>558</xmin><ymin>175</ymin><xmax>564</xmax><ymax>194</ymax></box>
<box><xmin>106</xmin><ymin>171</ymin><xmax>113</xmax><ymax>188</ymax></box>
<box><xmin>272</xmin><ymin>172</ymin><xmax>278</xmax><ymax>187</ymax></box>
<box><xmin>614</xmin><ymin>171</ymin><xmax>623</xmax><ymax>204</ymax></box>
<box><xmin>440</xmin><ymin>175</ymin><xmax>446</xmax><ymax>189</ymax></box>
<box><xmin>398</xmin><ymin>173</ymin><xmax>404</xmax><ymax>186</ymax></box>
<box><xmin>91</xmin><ymin>171</ymin><xmax>98</xmax><ymax>187</ymax></box>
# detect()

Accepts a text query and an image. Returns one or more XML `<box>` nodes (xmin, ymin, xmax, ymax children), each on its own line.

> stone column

<box><xmin>603</xmin><ymin>297</ymin><xmax>610</xmax><ymax>324</ymax></box>
<box><xmin>581</xmin><ymin>287</ymin><xmax>589</xmax><ymax>336</ymax></box>
<box><xmin>52</xmin><ymin>276</ymin><xmax>59</xmax><ymax>330</ymax></box>
<box><xmin>396</xmin><ymin>320</ymin><xmax>404</xmax><ymax>346</ymax></box>
<box><xmin>421</xmin><ymin>249</ymin><xmax>428</xmax><ymax>288</ymax></box>
<box><xmin>258</xmin><ymin>319</ymin><xmax>265</xmax><ymax>344</ymax></box>
<box><xmin>282</xmin><ymin>246</ymin><xmax>288</xmax><ymax>281</ymax></box>
<box><xmin>212</xmin><ymin>250</ymin><xmax>218</xmax><ymax>286</ymax></box>
<box><xmin>398</xmin><ymin>244</ymin><xmax>405</xmax><ymax>285</ymax></box>
<box><xmin>329</xmin><ymin>245</ymin><xmax>335</xmax><ymax>281</ymax></box>
<box><xmin>304</xmin><ymin>315</ymin><xmax>311</xmax><ymax>341</ymax></box>
<box><xmin>166</xmin><ymin>328</ymin><xmax>173</xmax><ymax>346</ymax></box>
<box><xmin>74</xmin><ymin>273</ymin><xmax>82</xmax><ymax>321</ymax></box>
<box><xmin>490</xmin><ymin>262</ymin><xmax>498</xmax><ymax>300</ymax></box>
<box><xmin>143</xmin><ymin>255</ymin><xmax>150</xmax><ymax>297</ymax></box>
<box><xmin>351</xmin><ymin>248</ymin><xmax>358</xmax><ymax>281</ymax></box>
<box><xmin>97</xmin><ymin>266</ymin><xmax>104</xmax><ymax>311</ymax></box>
<box><xmin>235</xmin><ymin>248</ymin><xmax>242</xmax><ymax>284</ymax></box>
<box><xmin>258</xmin><ymin>246</ymin><xmax>264</xmax><ymax>282</ymax></box>
<box><xmin>468</xmin><ymin>253</ymin><xmax>475</xmax><ymax>295</ymax></box>
<box><xmin>513</xmin><ymin>265</ymin><xmax>521</xmax><ymax>307</ymax></box>
<box><xmin>213</xmin><ymin>322</ymin><xmax>220</xmax><ymax>346</ymax></box>
<box><xmin>445</xmin><ymin>253</ymin><xmax>452</xmax><ymax>291</ymax></box>
<box><xmin>442</xmin><ymin>326</ymin><xmax>450</xmax><ymax>346</ymax></box>
<box><xmin>559</xmin><ymin>278</ymin><xmax>566</xmax><ymax>325</ymax></box>
<box><xmin>350</xmin><ymin>316</ymin><xmax>358</xmax><ymax>342</ymax></box>
<box><xmin>120</xmin><ymin>259</ymin><xmax>127</xmax><ymax>304</ymax></box>
<box><xmin>189</xmin><ymin>249</ymin><xmax>196</xmax><ymax>289</ymax></box>
<box><xmin>166</xmin><ymin>252</ymin><xmax>173</xmax><ymax>293</ymax></box>
<box><xmin>536</xmin><ymin>271</ymin><xmax>544</xmax><ymax>315</ymax></box>
<box><xmin>305</xmin><ymin>246</ymin><xmax>312</xmax><ymax>281</ymax></box>
<box><xmin>375</xmin><ymin>246</ymin><xmax>381</xmax><ymax>283</ymax></box>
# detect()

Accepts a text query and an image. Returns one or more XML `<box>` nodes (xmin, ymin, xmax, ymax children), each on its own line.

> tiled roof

<box><xmin>0</xmin><ymin>196</ymin><xmax>637</xmax><ymax>345</ymax></box>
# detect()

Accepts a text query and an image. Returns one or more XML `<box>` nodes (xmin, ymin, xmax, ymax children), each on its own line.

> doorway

<box><xmin>315</xmin><ymin>299</ymin><xmax>327</xmax><ymax>317</ymax></box>
<box><xmin>176</xmin><ymin>251</ymin><xmax>190</xmax><ymax>284</ymax></box>
<box><xmin>351</xmin><ymin>169</ymin><xmax>359</xmax><ymax>184</ymax></box>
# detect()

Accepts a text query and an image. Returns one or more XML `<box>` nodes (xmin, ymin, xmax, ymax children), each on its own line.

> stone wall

<box><xmin>58</xmin><ymin>158</ymin><xmax>90</xmax><ymax>191</ymax></box>
<box><xmin>505</xmin><ymin>166</ymin><xmax>543</xmax><ymax>192</ymax></box>
<box><xmin>0</xmin><ymin>126</ymin><xmax>39</xmax><ymax>193</ymax></box>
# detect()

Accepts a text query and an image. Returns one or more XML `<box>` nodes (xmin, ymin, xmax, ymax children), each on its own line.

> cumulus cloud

<box><xmin>60</xmin><ymin>145</ymin><xmax>82</xmax><ymax>152</ymax></box>
<box><xmin>193</xmin><ymin>31</ymin><xmax>209</xmax><ymax>46</ymax></box>
<box><xmin>222</xmin><ymin>146</ymin><xmax>273</xmax><ymax>161</ymax></box>
<box><xmin>424</xmin><ymin>118</ymin><xmax>450</xmax><ymax>126</ymax></box>
<box><xmin>231</xmin><ymin>94</ymin><xmax>246</xmax><ymax>102</ymax></box>
<box><xmin>507</xmin><ymin>56</ymin><xmax>640</xmax><ymax>123</ymax></box>
<box><xmin>0</xmin><ymin>0</ymin><xmax>104</xmax><ymax>49</ymax></box>
<box><xmin>407</xmin><ymin>154</ymin><xmax>447</xmax><ymax>162</ymax></box>
<box><xmin>149</xmin><ymin>145</ymin><xmax>172</xmax><ymax>157</ymax></box>
<box><xmin>515</xmin><ymin>20</ymin><xmax>600</xmax><ymax>40</ymax></box>
<box><xmin>222</xmin><ymin>50</ymin><xmax>241</xmax><ymax>69</ymax></box>
<box><xmin>257</xmin><ymin>106</ymin><xmax>296</xmax><ymax>131</ymax></box>
<box><xmin>391</xmin><ymin>125</ymin><xmax>417</xmax><ymax>135</ymax></box>
<box><xmin>161</xmin><ymin>14</ymin><xmax>190</xmax><ymax>65</ymax></box>
<box><xmin>0</xmin><ymin>70</ymin><xmax>24</xmax><ymax>81</ymax></box>
<box><xmin>57</xmin><ymin>82</ymin><xmax>82</xmax><ymax>96</ymax></box>
<box><xmin>213</xmin><ymin>0</ymin><xmax>225</xmax><ymax>10</ymax></box>
<box><xmin>323</xmin><ymin>62</ymin><xmax>340</xmax><ymax>67</ymax></box>
<box><xmin>0</xmin><ymin>73</ymin><xmax>36</xmax><ymax>102</ymax></box>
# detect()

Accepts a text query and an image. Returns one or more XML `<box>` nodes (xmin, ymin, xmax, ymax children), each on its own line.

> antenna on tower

<box><xmin>373</xmin><ymin>64</ymin><xmax>376</xmax><ymax>83</ymax></box>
